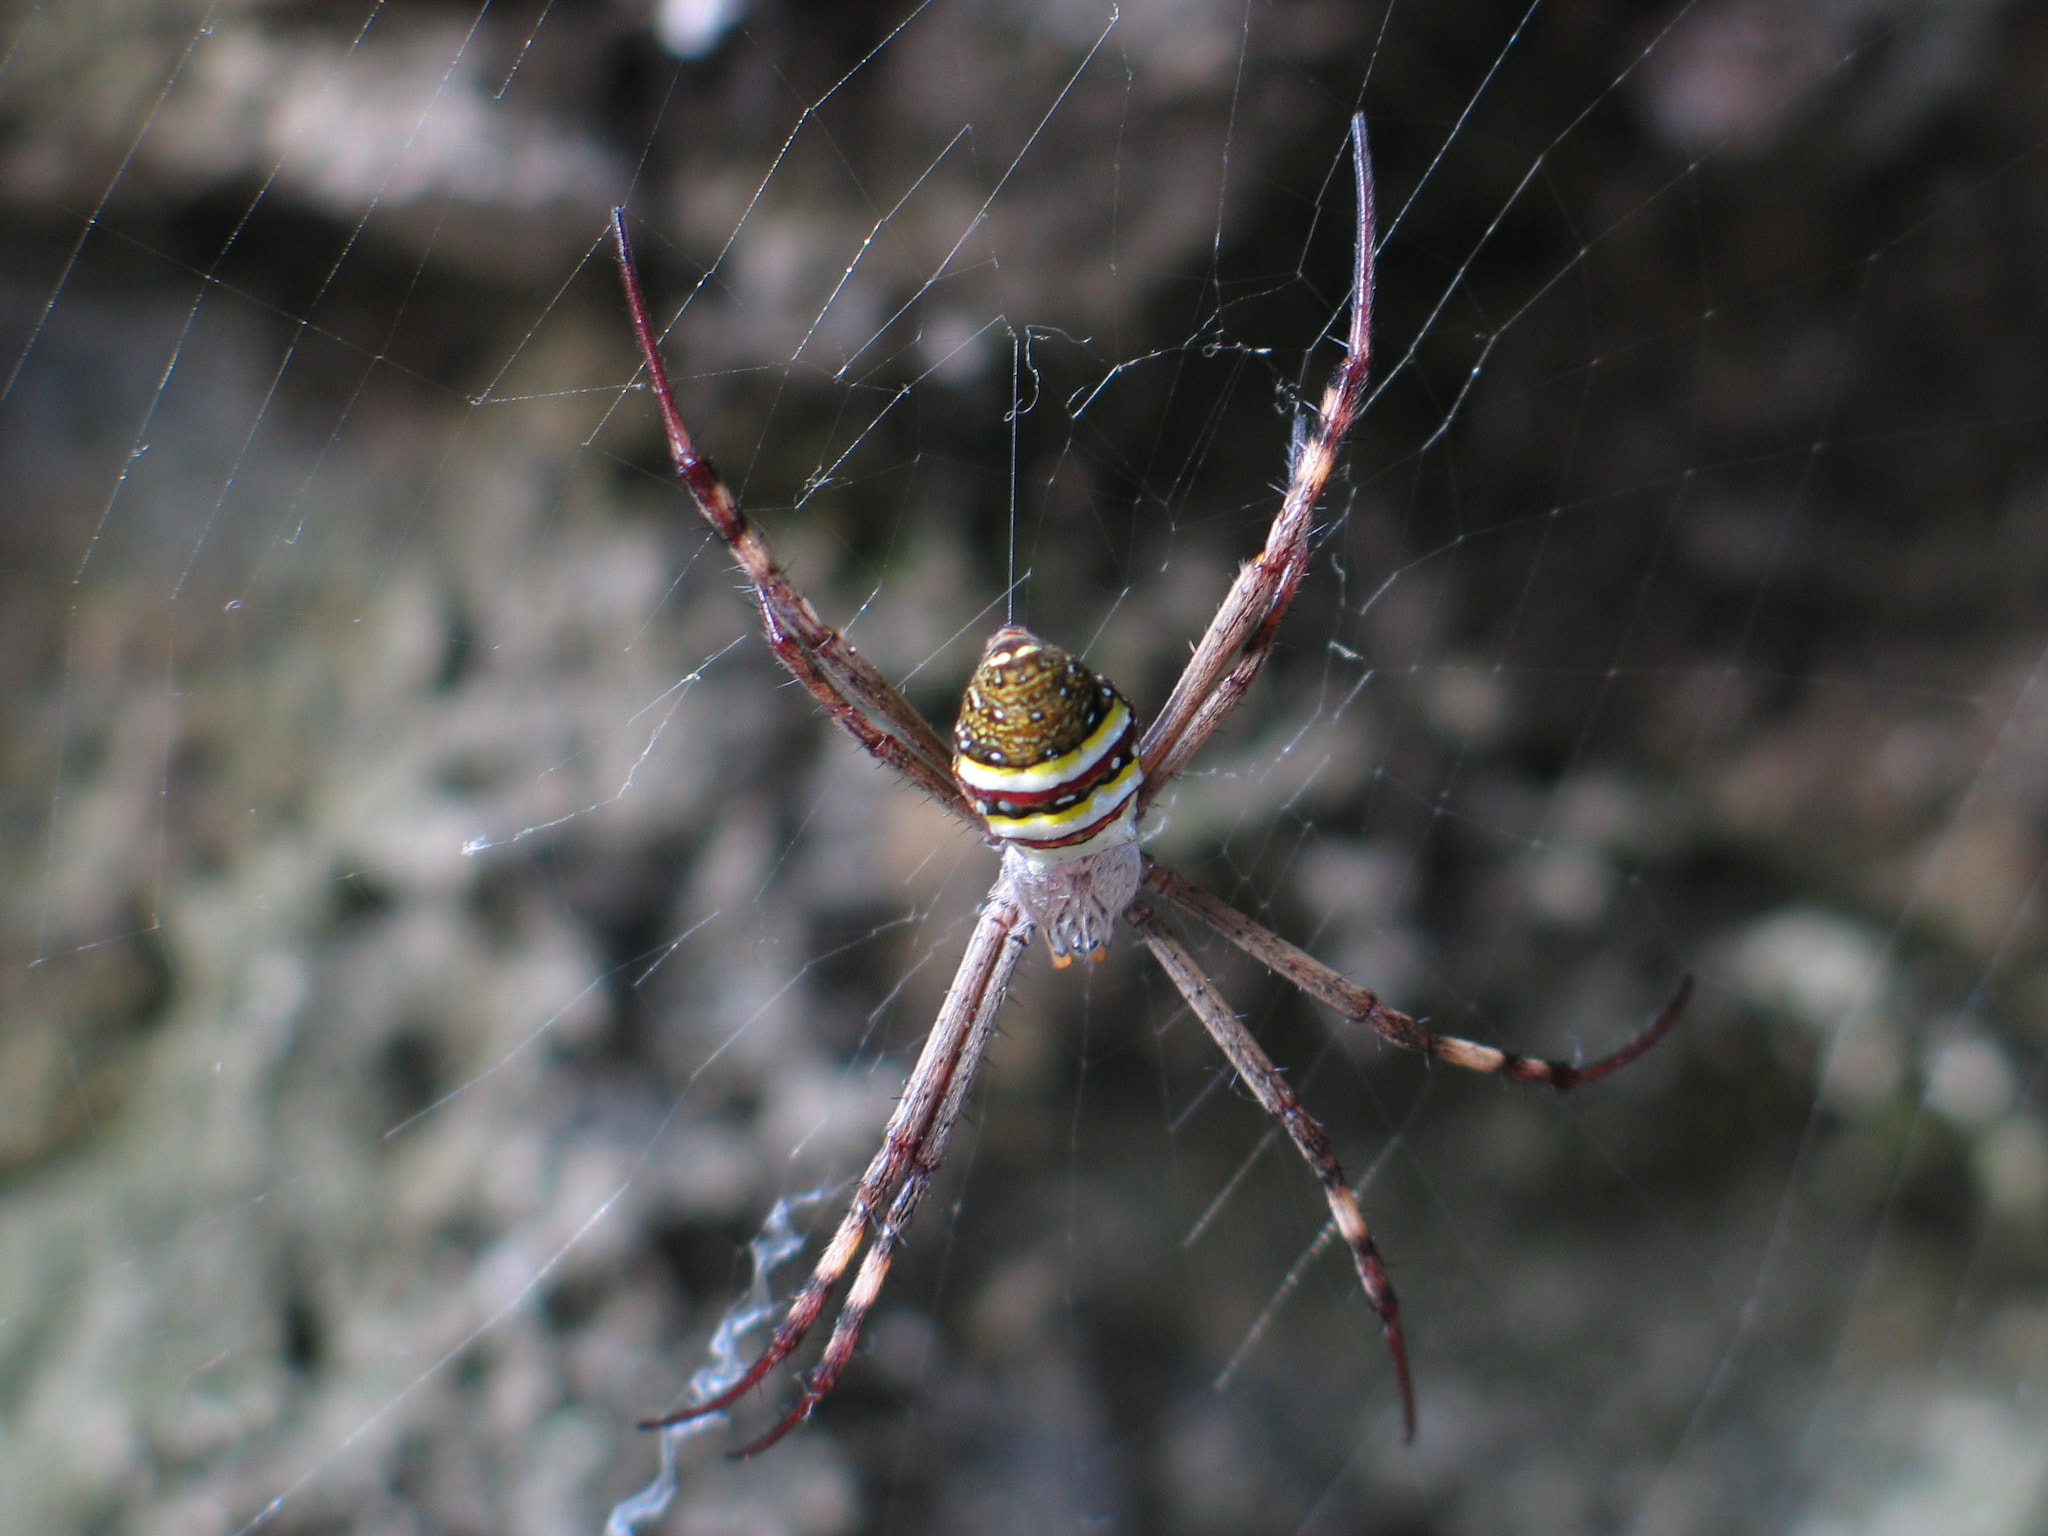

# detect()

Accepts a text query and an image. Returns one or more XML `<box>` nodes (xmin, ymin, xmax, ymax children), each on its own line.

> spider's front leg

<box><xmin>1128</xmin><ymin>867</ymin><xmax>1687</xmax><ymax>1443</ymax></box>
<box><xmin>643</xmin><ymin>896</ymin><xmax>1029</xmax><ymax>1453</ymax></box>
<box><xmin>728</xmin><ymin>914</ymin><xmax>1011</xmax><ymax>1456</ymax></box>
<box><xmin>1128</xmin><ymin>899</ymin><xmax>1416</xmax><ymax>1440</ymax></box>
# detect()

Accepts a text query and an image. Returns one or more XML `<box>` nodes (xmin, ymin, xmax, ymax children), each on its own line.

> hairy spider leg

<box><xmin>1138</xmin><ymin>112</ymin><xmax>1376</xmax><ymax>799</ymax></box>
<box><xmin>612</xmin><ymin>212</ymin><xmax>978</xmax><ymax>828</ymax></box>
<box><xmin>728</xmin><ymin>910</ymin><xmax>1012</xmax><ymax>1456</ymax></box>
<box><xmin>1144</xmin><ymin>862</ymin><xmax>1694</xmax><ymax>1088</ymax></box>
<box><xmin>642</xmin><ymin>898</ymin><xmax>1028</xmax><ymax>1438</ymax></box>
<box><xmin>1130</xmin><ymin>900</ymin><xmax>1416</xmax><ymax>1441</ymax></box>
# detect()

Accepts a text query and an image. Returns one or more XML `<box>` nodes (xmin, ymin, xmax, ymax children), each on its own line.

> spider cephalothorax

<box><xmin>953</xmin><ymin>626</ymin><xmax>1143</xmax><ymax>965</ymax></box>
<box><xmin>613</xmin><ymin>114</ymin><xmax>1689</xmax><ymax>1455</ymax></box>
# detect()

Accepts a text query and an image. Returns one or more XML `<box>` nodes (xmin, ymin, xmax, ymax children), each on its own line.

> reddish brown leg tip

<box><xmin>1383</xmin><ymin>1314</ymin><xmax>1417</xmax><ymax>1444</ymax></box>
<box><xmin>1625</xmin><ymin>971</ymin><xmax>1694</xmax><ymax>1061</ymax></box>
<box><xmin>728</xmin><ymin>1401</ymin><xmax>815</xmax><ymax>1460</ymax></box>
<box><xmin>1561</xmin><ymin>972</ymin><xmax>1695</xmax><ymax>1090</ymax></box>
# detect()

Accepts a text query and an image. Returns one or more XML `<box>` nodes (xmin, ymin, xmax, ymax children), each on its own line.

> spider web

<box><xmin>3</xmin><ymin>1</ymin><xmax>2046</xmax><ymax>1532</ymax></box>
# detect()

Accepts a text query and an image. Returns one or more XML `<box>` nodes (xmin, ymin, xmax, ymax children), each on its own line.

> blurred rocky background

<box><xmin>3</xmin><ymin>0</ymin><xmax>2047</xmax><ymax>1532</ymax></box>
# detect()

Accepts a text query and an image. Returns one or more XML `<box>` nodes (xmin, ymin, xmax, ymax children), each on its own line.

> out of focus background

<box><xmin>4</xmin><ymin>1</ymin><xmax>2047</xmax><ymax>1532</ymax></box>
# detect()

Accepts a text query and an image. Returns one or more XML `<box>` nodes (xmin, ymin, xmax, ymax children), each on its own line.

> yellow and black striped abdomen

<box><xmin>952</xmin><ymin>626</ymin><xmax>1143</xmax><ymax>851</ymax></box>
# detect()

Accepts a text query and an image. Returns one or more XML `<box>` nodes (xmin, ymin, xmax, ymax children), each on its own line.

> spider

<box><xmin>613</xmin><ymin>115</ymin><xmax>1690</xmax><ymax>1455</ymax></box>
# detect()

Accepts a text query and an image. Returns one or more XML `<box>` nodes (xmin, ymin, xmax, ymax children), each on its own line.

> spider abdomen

<box><xmin>953</xmin><ymin>626</ymin><xmax>1145</xmax><ymax>963</ymax></box>
<box><xmin>953</xmin><ymin>626</ymin><xmax>1143</xmax><ymax>850</ymax></box>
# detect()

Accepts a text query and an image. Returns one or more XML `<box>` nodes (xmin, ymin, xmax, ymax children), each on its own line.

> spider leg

<box><xmin>1144</xmin><ymin>860</ymin><xmax>1692</xmax><ymax>1088</ymax></box>
<box><xmin>1128</xmin><ymin>898</ymin><xmax>1417</xmax><ymax>1442</ymax></box>
<box><xmin>642</xmin><ymin>896</ymin><xmax>1029</xmax><ymax>1437</ymax></box>
<box><xmin>731</xmin><ymin>921</ymin><xmax>1006</xmax><ymax>1457</ymax></box>
<box><xmin>1139</xmin><ymin>114</ymin><xmax>1376</xmax><ymax>805</ymax></box>
<box><xmin>611</xmin><ymin>213</ymin><xmax>979</xmax><ymax>829</ymax></box>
